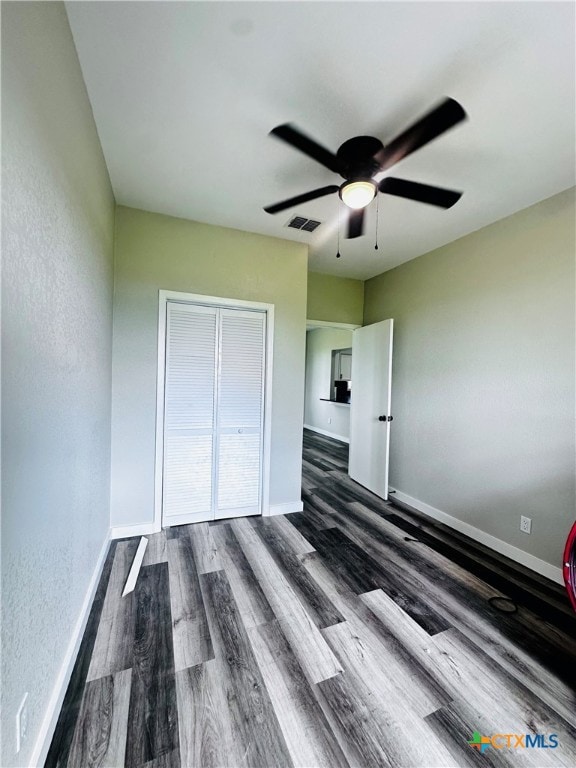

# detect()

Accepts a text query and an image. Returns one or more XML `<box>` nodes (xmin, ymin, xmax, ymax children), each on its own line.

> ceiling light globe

<box><xmin>340</xmin><ymin>180</ymin><xmax>377</xmax><ymax>209</ymax></box>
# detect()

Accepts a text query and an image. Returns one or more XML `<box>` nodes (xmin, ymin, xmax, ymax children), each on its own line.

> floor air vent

<box><xmin>286</xmin><ymin>216</ymin><xmax>322</xmax><ymax>232</ymax></box>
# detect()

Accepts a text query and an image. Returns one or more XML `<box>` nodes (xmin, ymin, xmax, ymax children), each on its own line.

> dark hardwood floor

<box><xmin>46</xmin><ymin>429</ymin><xmax>576</xmax><ymax>767</ymax></box>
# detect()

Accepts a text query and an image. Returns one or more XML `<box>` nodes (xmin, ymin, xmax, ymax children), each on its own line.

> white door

<box><xmin>162</xmin><ymin>301</ymin><xmax>266</xmax><ymax>526</ymax></box>
<box><xmin>215</xmin><ymin>308</ymin><xmax>265</xmax><ymax>520</ymax></box>
<box><xmin>349</xmin><ymin>319</ymin><xmax>393</xmax><ymax>500</ymax></box>
<box><xmin>163</xmin><ymin>303</ymin><xmax>218</xmax><ymax>526</ymax></box>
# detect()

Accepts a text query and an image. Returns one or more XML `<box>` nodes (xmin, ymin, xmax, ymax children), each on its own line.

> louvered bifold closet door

<box><xmin>163</xmin><ymin>302</ymin><xmax>218</xmax><ymax>525</ymax></box>
<box><xmin>215</xmin><ymin>308</ymin><xmax>266</xmax><ymax>519</ymax></box>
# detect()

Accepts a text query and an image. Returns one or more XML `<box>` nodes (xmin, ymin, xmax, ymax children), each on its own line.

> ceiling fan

<box><xmin>264</xmin><ymin>97</ymin><xmax>467</xmax><ymax>239</ymax></box>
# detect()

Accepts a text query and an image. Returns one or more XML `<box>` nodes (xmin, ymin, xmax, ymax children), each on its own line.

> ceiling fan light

<box><xmin>340</xmin><ymin>180</ymin><xmax>377</xmax><ymax>209</ymax></box>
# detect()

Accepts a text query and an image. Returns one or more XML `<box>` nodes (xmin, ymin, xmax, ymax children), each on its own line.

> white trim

<box><xmin>16</xmin><ymin>693</ymin><xmax>29</xmax><ymax>754</ymax></box>
<box><xmin>155</xmin><ymin>290</ymin><xmax>274</xmax><ymax>530</ymax></box>
<box><xmin>265</xmin><ymin>500</ymin><xmax>304</xmax><ymax>517</ymax></box>
<box><xmin>306</xmin><ymin>319</ymin><xmax>361</xmax><ymax>331</ymax></box>
<box><xmin>213</xmin><ymin>306</ymin><xmax>223</xmax><ymax>520</ymax></box>
<box><xmin>122</xmin><ymin>537</ymin><xmax>148</xmax><ymax>597</ymax></box>
<box><xmin>111</xmin><ymin>522</ymin><xmax>160</xmax><ymax>540</ymax></box>
<box><xmin>30</xmin><ymin>531</ymin><xmax>111</xmax><ymax>768</ymax></box>
<box><xmin>304</xmin><ymin>423</ymin><xmax>350</xmax><ymax>444</ymax></box>
<box><xmin>262</xmin><ymin>305</ymin><xmax>274</xmax><ymax>524</ymax></box>
<box><xmin>162</xmin><ymin>510</ymin><xmax>213</xmax><ymax>528</ymax></box>
<box><xmin>162</xmin><ymin>290</ymin><xmax>275</xmax><ymax>313</ymax></box>
<box><xmin>389</xmin><ymin>487</ymin><xmax>564</xmax><ymax>585</ymax></box>
<box><xmin>154</xmin><ymin>292</ymin><xmax>168</xmax><ymax>536</ymax></box>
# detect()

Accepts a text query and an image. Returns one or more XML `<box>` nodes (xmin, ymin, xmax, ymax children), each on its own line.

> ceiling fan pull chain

<box><xmin>375</xmin><ymin>194</ymin><xmax>380</xmax><ymax>251</ymax></box>
<box><xmin>336</xmin><ymin>198</ymin><xmax>341</xmax><ymax>259</ymax></box>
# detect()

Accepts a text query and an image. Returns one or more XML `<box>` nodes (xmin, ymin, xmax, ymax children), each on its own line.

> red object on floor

<box><xmin>563</xmin><ymin>521</ymin><xmax>576</xmax><ymax>612</ymax></box>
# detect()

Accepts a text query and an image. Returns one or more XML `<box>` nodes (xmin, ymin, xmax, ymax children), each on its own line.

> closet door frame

<box><xmin>154</xmin><ymin>289</ymin><xmax>274</xmax><ymax>532</ymax></box>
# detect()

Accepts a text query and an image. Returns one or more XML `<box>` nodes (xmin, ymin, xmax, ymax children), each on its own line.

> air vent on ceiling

<box><xmin>286</xmin><ymin>215</ymin><xmax>322</xmax><ymax>233</ymax></box>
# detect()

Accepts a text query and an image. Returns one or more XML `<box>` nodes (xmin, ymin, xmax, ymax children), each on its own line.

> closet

<box><xmin>161</xmin><ymin>299</ymin><xmax>267</xmax><ymax>526</ymax></box>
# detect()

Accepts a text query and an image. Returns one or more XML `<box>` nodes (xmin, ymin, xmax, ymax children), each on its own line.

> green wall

<box><xmin>364</xmin><ymin>187</ymin><xmax>575</xmax><ymax>569</ymax></box>
<box><xmin>307</xmin><ymin>271</ymin><xmax>364</xmax><ymax>325</ymax></box>
<box><xmin>111</xmin><ymin>206</ymin><xmax>308</xmax><ymax>527</ymax></box>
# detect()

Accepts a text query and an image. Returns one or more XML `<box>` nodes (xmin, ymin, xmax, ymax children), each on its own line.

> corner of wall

<box><xmin>390</xmin><ymin>488</ymin><xmax>564</xmax><ymax>585</ymax></box>
<box><xmin>29</xmin><ymin>531</ymin><xmax>112</xmax><ymax>767</ymax></box>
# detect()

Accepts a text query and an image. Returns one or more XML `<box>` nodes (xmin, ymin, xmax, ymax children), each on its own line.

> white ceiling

<box><xmin>66</xmin><ymin>2</ymin><xmax>575</xmax><ymax>280</ymax></box>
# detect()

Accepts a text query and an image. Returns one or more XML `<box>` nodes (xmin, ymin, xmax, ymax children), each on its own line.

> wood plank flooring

<box><xmin>46</xmin><ymin>429</ymin><xmax>576</xmax><ymax>767</ymax></box>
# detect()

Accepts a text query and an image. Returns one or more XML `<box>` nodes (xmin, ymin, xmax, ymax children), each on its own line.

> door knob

<box><xmin>378</xmin><ymin>415</ymin><xmax>393</xmax><ymax>422</ymax></box>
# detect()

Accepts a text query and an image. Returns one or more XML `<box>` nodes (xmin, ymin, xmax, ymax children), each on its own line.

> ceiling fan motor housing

<box><xmin>336</xmin><ymin>135</ymin><xmax>384</xmax><ymax>179</ymax></box>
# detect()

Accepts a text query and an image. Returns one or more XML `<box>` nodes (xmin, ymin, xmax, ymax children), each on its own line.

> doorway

<box><xmin>304</xmin><ymin>317</ymin><xmax>394</xmax><ymax>502</ymax></box>
<box><xmin>303</xmin><ymin>320</ymin><xmax>359</xmax><ymax>444</ymax></box>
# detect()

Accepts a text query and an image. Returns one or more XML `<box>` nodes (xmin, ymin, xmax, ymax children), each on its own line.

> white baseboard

<box><xmin>30</xmin><ymin>531</ymin><xmax>111</xmax><ymax>767</ymax></box>
<box><xmin>265</xmin><ymin>500</ymin><xmax>304</xmax><ymax>517</ymax></box>
<box><xmin>110</xmin><ymin>521</ymin><xmax>161</xmax><ymax>539</ymax></box>
<box><xmin>112</xmin><ymin>506</ymin><xmax>305</xmax><ymax>530</ymax></box>
<box><xmin>389</xmin><ymin>487</ymin><xmax>564</xmax><ymax>585</ymax></box>
<box><xmin>304</xmin><ymin>424</ymin><xmax>349</xmax><ymax>444</ymax></box>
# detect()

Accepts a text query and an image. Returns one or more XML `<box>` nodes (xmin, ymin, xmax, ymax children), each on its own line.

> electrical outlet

<box><xmin>327</xmin><ymin>417</ymin><xmax>332</xmax><ymax>424</ymax></box>
<box><xmin>16</xmin><ymin>693</ymin><xmax>28</xmax><ymax>753</ymax></box>
<box><xmin>520</xmin><ymin>515</ymin><xmax>532</xmax><ymax>534</ymax></box>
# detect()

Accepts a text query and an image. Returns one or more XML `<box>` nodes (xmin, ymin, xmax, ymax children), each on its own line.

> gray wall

<box><xmin>1</xmin><ymin>4</ymin><xmax>115</xmax><ymax>765</ymax></box>
<box><xmin>364</xmin><ymin>187</ymin><xmax>575</xmax><ymax>568</ymax></box>
<box><xmin>304</xmin><ymin>328</ymin><xmax>353</xmax><ymax>441</ymax></box>
<box><xmin>111</xmin><ymin>205</ymin><xmax>308</xmax><ymax>528</ymax></box>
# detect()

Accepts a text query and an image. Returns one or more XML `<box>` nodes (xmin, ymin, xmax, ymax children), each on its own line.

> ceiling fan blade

<box><xmin>270</xmin><ymin>124</ymin><xmax>343</xmax><ymax>174</ymax></box>
<box><xmin>376</xmin><ymin>98</ymin><xmax>467</xmax><ymax>172</ymax></box>
<box><xmin>379</xmin><ymin>177</ymin><xmax>462</xmax><ymax>208</ymax></box>
<box><xmin>347</xmin><ymin>208</ymin><xmax>365</xmax><ymax>239</ymax></box>
<box><xmin>264</xmin><ymin>185</ymin><xmax>339</xmax><ymax>214</ymax></box>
